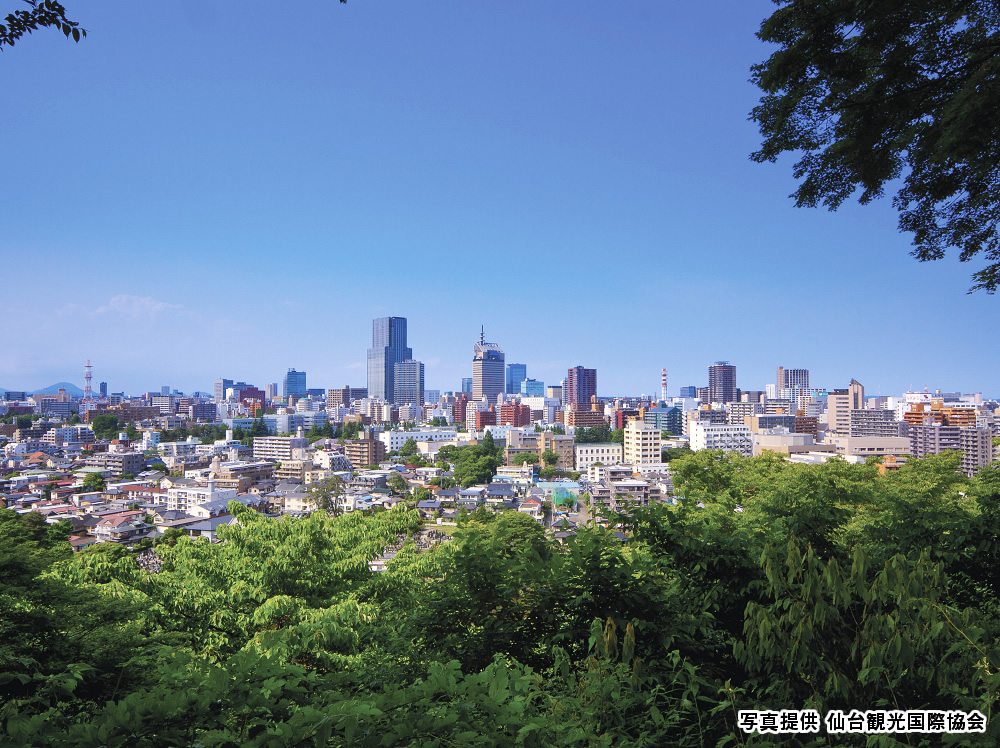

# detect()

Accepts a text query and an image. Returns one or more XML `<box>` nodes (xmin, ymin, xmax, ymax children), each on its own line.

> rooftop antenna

<box><xmin>480</xmin><ymin>326</ymin><xmax>485</xmax><ymax>345</ymax></box>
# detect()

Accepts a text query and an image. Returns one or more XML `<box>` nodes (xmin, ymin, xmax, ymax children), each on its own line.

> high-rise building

<box><xmin>566</xmin><ymin>366</ymin><xmax>597</xmax><ymax>407</ymax></box>
<box><xmin>367</xmin><ymin>317</ymin><xmax>412</xmax><ymax>404</ymax></box>
<box><xmin>506</xmin><ymin>363</ymin><xmax>527</xmax><ymax>395</ymax></box>
<box><xmin>827</xmin><ymin>379</ymin><xmax>865</xmax><ymax>434</ymax></box>
<box><xmin>99</xmin><ymin>382</ymin><xmax>107</xmax><ymax>398</ymax></box>
<box><xmin>461</xmin><ymin>378</ymin><xmax>473</xmax><ymax>394</ymax></box>
<box><xmin>521</xmin><ymin>378</ymin><xmax>545</xmax><ymax>397</ymax></box>
<box><xmin>472</xmin><ymin>329</ymin><xmax>504</xmax><ymax>401</ymax></box>
<box><xmin>393</xmin><ymin>359</ymin><xmax>425</xmax><ymax>406</ymax></box>
<box><xmin>283</xmin><ymin>368</ymin><xmax>307</xmax><ymax>398</ymax></box>
<box><xmin>214</xmin><ymin>378</ymin><xmax>233</xmax><ymax>403</ymax></box>
<box><xmin>708</xmin><ymin>361</ymin><xmax>737</xmax><ymax>404</ymax></box>
<box><xmin>783</xmin><ymin>368</ymin><xmax>810</xmax><ymax>389</ymax></box>
<box><xmin>679</xmin><ymin>385</ymin><xmax>698</xmax><ymax>399</ymax></box>
<box><xmin>624</xmin><ymin>420</ymin><xmax>662</xmax><ymax>465</ymax></box>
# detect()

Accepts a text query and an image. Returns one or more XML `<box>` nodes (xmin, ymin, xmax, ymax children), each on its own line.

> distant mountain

<box><xmin>32</xmin><ymin>382</ymin><xmax>85</xmax><ymax>396</ymax></box>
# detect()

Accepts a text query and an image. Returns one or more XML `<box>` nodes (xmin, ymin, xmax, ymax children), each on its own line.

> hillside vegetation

<box><xmin>3</xmin><ymin>451</ymin><xmax>1000</xmax><ymax>746</ymax></box>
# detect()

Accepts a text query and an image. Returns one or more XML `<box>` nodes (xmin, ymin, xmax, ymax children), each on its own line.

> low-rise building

<box><xmin>689</xmin><ymin>422</ymin><xmax>753</xmax><ymax>457</ymax></box>
<box><xmin>574</xmin><ymin>443</ymin><xmax>623</xmax><ymax>472</ymax></box>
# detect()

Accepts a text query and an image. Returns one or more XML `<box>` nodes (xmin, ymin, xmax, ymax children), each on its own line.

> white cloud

<box><xmin>98</xmin><ymin>294</ymin><xmax>184</xmax><ymax>318</ymax></box>
<box><xmin>56</xmin><ymin>294</ymin><xmax>196</xmax><ymax>321</ymax></box>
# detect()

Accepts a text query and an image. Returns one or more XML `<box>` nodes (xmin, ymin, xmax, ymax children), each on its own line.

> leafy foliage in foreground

<box><xmin>3</xmin><ymin>454</ymin><xmax>1000</xmax><ymax>745</ymax></box>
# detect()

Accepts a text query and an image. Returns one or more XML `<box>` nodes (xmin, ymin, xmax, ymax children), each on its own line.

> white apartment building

<box><xmin>575</xmin><ymin>443</ymin><xmax>623</xmax><ymax>471</ymax></box>
<box><xmin>378</xmin><ymin>428</ymin><xmax>459</xmax><ymax>452</ymax></box>
<box><xmin>689</xmin><ymin>422</ymin><xmax>754</xmax><ymax>457</ymax></box>
<box><xmin>252</xmin><ymin>436</ymin><xmax>309</xmax><ymax>461</ymax></box>
<box><xmin>623</xmin><ymin>420</ymin><xmax>662</xmax><ymax>465</ymax></box>
<box><xmin>466</xmin><ymin>399</ymin><xmax>490</xmax><ymax>425</ymax></box>
<box><xmin>165</xmin><ymin>483</ymin><xmax>238</xmax><ymax>513</ymax></box>
<box><xmin>158</xmin><ymin>437</ymin><xmax>200</xmax><ymax>459</ymax></box>
<box><xmin>313</xmin><ymin>450</ymin><xmax>353</xmax><ymax>472</ymax></box>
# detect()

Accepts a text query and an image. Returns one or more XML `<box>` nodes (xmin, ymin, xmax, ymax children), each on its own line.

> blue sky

<box><xmin>2</xmin><ymin>1</ymin><xmax>996</xmax><ymax>398</ymax></box>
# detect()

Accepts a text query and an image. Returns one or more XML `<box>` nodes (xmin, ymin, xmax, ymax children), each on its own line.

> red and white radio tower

<box><xmin>84</xmin><ymin>359</ymin><xmax>93</xmax><ymax>401</ymax></box>
<box><xmin>660</xmin><ymin>368</ymin><xmax>668</xmax><ymax>402</ymax></box>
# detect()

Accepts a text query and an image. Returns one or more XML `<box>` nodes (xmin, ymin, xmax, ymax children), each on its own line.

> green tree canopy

<box><xmin>752</xmin><ymin>0</ymin><xmax>1000</xmax><ymax>293</ymax></box>
<box><xmin>79</xmin><ymin>472</ymin><xmax>104</xmax><ymax>493</ymax></box>
<box><xmin>89</xmin><ymin>413</ymin><xmax>119</xmax><ymax>440</ymax></box>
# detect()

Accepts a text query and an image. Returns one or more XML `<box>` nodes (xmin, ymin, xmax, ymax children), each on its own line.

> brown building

<box><xmin>903</xmin><ymin>400</ymin><xmax>977</xmax><ymax>428</ymax></box>
<box><xmin>474</xmin><ymin>410</ymin><xmax>497</xmax><ymax>430</ymax></box>
<box><xmin>498</xmin><ymin>403</ymin><xmax>532</xmax><ymax>427</ymax></box>
<box><xmin>794</xmin><ymin>414</ymin><xmax>820</xmax><ymax>438</ymax></box>
<box><xmin>344</xmin><ymin>437</ymin><xmax>387</xmax><ymax>469</ymax></box>
<box><xmin>565</xmin><ymin>409</ymin><xmax>607</xmax><ymax>429</ymax></box>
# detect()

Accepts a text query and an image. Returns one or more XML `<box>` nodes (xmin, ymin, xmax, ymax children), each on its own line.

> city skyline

<box><xmin>2</xmin><ymin>2</ymin><xmax>996</xmax><ymax>396</ymax></box>
<box><xmin>1</xmin><ymin>342</ymin><xmax>993</xmax><ymax>402</ymax></box>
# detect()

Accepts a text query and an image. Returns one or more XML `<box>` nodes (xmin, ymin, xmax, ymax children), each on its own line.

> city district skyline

<box><xmin>4</xmin><ymin>314</ymin><xmax>993</xmax><ymax>403</ymax></box>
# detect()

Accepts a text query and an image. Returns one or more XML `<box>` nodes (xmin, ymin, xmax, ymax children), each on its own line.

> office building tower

<box><xmin>521</xmin><ymin>378</ymin><xmax>545</xmax><ymax>397</ymax></box>
<box><xmin>472</xmin><ymin>328</ymin><xmax>505</xmax><ymax>401</ymax></box>
<box><xmin>214</xmin><ymin>378</ymin><xmax>233</xmax><ymax>402</ymax></box>
<box><xmin>461</xmin><ymin>378</ymin><xmax>473</xmax><ymax>394</ymax></box>
<box><xmin>367</xmin><ymin>317</ymin><xmax>412</xmax><ymax>403</ymax></box>
<box><xmin>506</xmin><ymin>363</ymin><xmax>527</xmax><ymax>396</ymax></box>
<box><xmin>782</xmin><ymin>368</ymin><xmax>810</xmax><ymax>390</ymax></box>
<box><xmin>99</xmin><ymin>381</ymin><xmax>107</xmax><ymax>398</ymax></box>
<box><xmin>161</xmin><ymin>386</ymin><xmax>170</xmax><ymax>396</ymax></box>
<box><xmin>679</xmin><ymin>385</ymin><xmax>698</xmax><ymax>399</ymax></box>
<box><xmin>827</xmin><ymin>379</ymin><xmax>865</xmax><ymax>434</ymax></box>
<box><xmin>566</xmin><ymin>366</ymin><xmax>597</xmax><ymax>407</ymax></box>
<box><xmin>283</xmin><ymin>368</ymin><xmax>307</xmax><ymax>398</ymax></box>
<box><xmin>708</xmin><ymin>361</ymin><xmax>737</xmax><ymax>404</ymax></box>
<box><xmin>393</xmin><ymin>359</ymin><xmax>425</xmax><ymax>406</ymax></box>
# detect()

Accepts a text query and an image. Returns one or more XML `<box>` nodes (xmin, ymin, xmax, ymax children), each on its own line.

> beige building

<box><xmin>623</xmin><ymin>420</ymin><xmax>662</xmax><ymax>466</ymax></box>
<box><xmin>539</xmin><ymin>430</ymin><xmax>575</xmax><ymax>468</ymax></box>
<box><xmin>753</xmin><ymin>429</ymin><xmax>836</xmax><ymax>458</ymax></box>
<box><xmin>826</xmin><ymin>379</ymin><xmax>865</xmax><ymax>435</ymax></box>
<box><xmin>824</xmin><ymin>435</ymin><xmax>911</xmax><ymax>458</ymax></box>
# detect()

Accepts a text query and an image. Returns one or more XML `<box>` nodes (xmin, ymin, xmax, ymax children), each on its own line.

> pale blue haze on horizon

<box><xmin>2</xmin><ymin>1</ymin><xmax>996</xmax><ymax>398</ymax></box>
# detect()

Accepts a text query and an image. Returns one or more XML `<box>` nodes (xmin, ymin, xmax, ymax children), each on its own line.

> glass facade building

<box><xmin>505</xmin><ymin>363</ymin><xmax>527</xmax><ymax>396</ymax></box>
<box><xmin>283</xmin><ymin>368</ymin><xmax>307</xmax><ymax>398</ymax></box>
<box><xmin>367</xmin><ymin>317</ymin><xmax>412</xmax><ymax>403</ymax></box>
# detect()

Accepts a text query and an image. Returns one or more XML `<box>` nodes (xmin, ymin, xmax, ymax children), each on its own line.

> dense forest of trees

<box><xmin>3</xmin><ymin>451</ymin><xmax>1000</xmax><ymax>745</ymax></box>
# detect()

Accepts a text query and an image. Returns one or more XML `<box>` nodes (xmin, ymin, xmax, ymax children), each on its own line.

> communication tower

<box><xmin>660</xmin><ymin>368</ymin><xmax>668</xmax><ymax>402</ymax></box>
<box><xmin>84</xmin><ymin>359</ymin><xmax>93</xmax><ymax>401</ymax></box>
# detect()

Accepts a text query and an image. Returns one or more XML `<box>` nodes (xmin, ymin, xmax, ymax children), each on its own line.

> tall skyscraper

<box><xmin>506</xmin><ymin>363</ymin><xmax>527</xmax><ymax>395</ymax></box>
<box><xmin>214</xmin><ymin>378</ymin><xmax>233</xmax><ymax>402</ymax></box>
<box><xmin>679</xmin><ymin>386</ymin><xmax>698</xmax><ymax>398</ymax></box>
<box><xmin>283</xmin><ymin>368</ymin><xmax>307</xmax><ymax>398</ymax></box>
<box><xmin>566</xmin><ymin>366</ymin><xmax>597</xmax><ymax>407</ymax></box>
<box><xmin>367</xmin><ymin>317</ymin><xmax>412</xmax><ymax>403</ymax></box>
<box><xmin>472</xmin><ymin>328</ymin><xmax>504</xmax><ymax>401</ymax></box>
<box><xmin>461</xmin><ymin>377</ymin><xmax>473</xmax><ymax>394</ymax></box>
<box><xmin>393</xmin><ymin>359</ymin><xmax>425</xmax><ymax>406</ymax></box>
<box><xmin>708</xmin><ymin>361</ymin><xmax>737</xmax><ymax>404</ymax></box>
